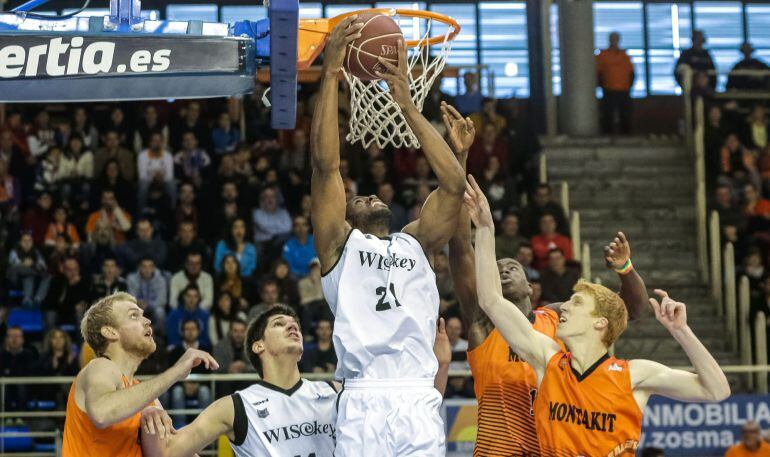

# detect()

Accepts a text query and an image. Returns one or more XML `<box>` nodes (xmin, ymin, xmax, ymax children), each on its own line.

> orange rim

<box><xmin>297</xmin><ymin>8</ymin><xmax>460</xmax><ymax>70</ymax></box>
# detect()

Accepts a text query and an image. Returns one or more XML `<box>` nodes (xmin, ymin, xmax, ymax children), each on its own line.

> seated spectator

<box><xmin>738</xmin><ymin>247</ymin><xmax>765</xmax><ymax>292</ymax></box>
<box><xmin>93</xmin><ymin>130</ymin><xmax>136</xmax><ymax>181</ymax></box>
<box><xmin>714</xmin><ymin>184</ymin><xmax>748</xmax><ymax>243</ymax></box>
<box><xmin>121</xmin><ymin>218</ymin><xmax>168</xmax><ymax>272</ymax></box>
<box><xmin>445</xmin><ymin>316</ymin><xmax>469</xmax><ymax>371</ymax></box>
<box><xmin>138</xmin><ymin>132</ymin><xmax>176</xmax><ymax>212</ymax></box>
<box><xmin>705</xmin><ymin>106</ymin><xmax>728</xmax><ymax>187</ymax></box>
<box><xmin>727</xmin><ymin>42</ymin><xmax>770</xmax><ymax>91</ymax></box>
<box><xmin>133</xmin><ymin>105</ymin><xmax>168</xmax><ymax>154</ymax></box>
<box><xmin>90</xmin><ymin>256</ymin><xmax>128</xmax><ymax>299</ymax></box>
<box><xmin>167</xmin><ymin>319</ymin><xmax>212</xmax><ymax>427</ymax></box>
<box><xmin>267</xmin><ymin>258</ymin><xmax>300</xmax><ymax>309</ymax></box>
<box><xmin>247</xmin><ymin>279</ymin><xmax>286</xmax><ymax>320</ymax></box>
<box><xmin>434</xmin><ymin>252</ymin><xmax>454</xmax><ymax>300</ymax></box>
<box><xmin>455</xmin><ymin>72</ymin><xmax>483</xmax><ymax>116</ymax></box>
<box><xmin>720</xmin><ymin>134</ymin><xmax>752</xmax><ymax>178</ymax></box>
<box><xmin>209</xmin><ymin>292</ymin><xmax>248</xmax><ymax>346</ymax></box>
<box><xmin>280</xmin><ymin>129</ymin><xmax>309</xmax><ymax>173</ymax></box>
<box><xmin>378</xmin><ymin>182</ymin><xmax>408</xmax><ymax>233</ymax></box>
<box><xmin>105</xmin><ymin>106</ymin><xmax>134</xmax><ymax>146</ymax></box>
<box><xmin>298</xmin><ymin>258</ymin><xmax>330</xmax><ymax>336</ymax></box>
<box><xmin>470</xmin><ymin>97</ymin><xmax>507</xmax><ymax>136</ymax></box>
<box><xmin>44</xmin><ymin>257</ymin><xmax>91</xmax><ymax>329</ymax></box>
<box><xmin>540</xmin><ymin>248</ymin><xmax>581</xmax><ymax>304</ymax></box>
<box><xmin>37</xmin><ymin>146</ymin><xmax>77</xmax><ymax>194</ymax></box>
<box><xmin>495</xmin><ymin>213</ymin><xmax>526</xmax><ymax>260</ymax></box>
<box><xmin>171</xmin><ymin>101</ymin><xmax>209</xmax><ymax>150</ymax></box>
<box><xmin>85</xmin><ymin>189</ymin><xmax>132</xmax><ymax>244</ymax></box>
<box><xmin>174</xmin><ymin>132</ymin><xmax>211</xmax><ymax>189</ymax></box>
<box><xmin>93</xmin><ymin>159</ymin><xmax>135</xmax><ymax>212</ymax></box>
<box><xmin>520</xmin><ymin>183</ymin><xmax>570</xmax><ymax>238</ymax></box>
<box><xmin>27</xmin><ymin>110</ymin><xmax>56</xmax><ymax>158</ymax></box>
<box><xmin>252</xmin><ymin>187</ymin><xmax>292</xmax><ymax>254</ymax></box>
<box><xmin>214</xmin><ymin>218</ymin><xmax>258</xmax><ymax>277</ymax></box>
<box><xmin>165</xmin><ymin>284</ymin><xmax>211</xmax><ymax>348</ymax></box>
<box><xmin>725</xmin><ymin>421</ymin><xmax>770</xmax><ymax>456</ymax></box>
<box><xmin>170</xmin><ymin>251</ymin><xmax>214</xmax><ymax>311</ymax></box>
<box><xmin>35</xmin><ymin>328</ymin><xmax>78</xmax><ymax>407</ymax></box>
<box><xmin>166</xmin><ymin>221</ymin><xmax>210</xmax><ymax>273</ymax></box>
<box><xmin>21</xmin><ymin>191</ymin><xmax>53</xmax><ymax>246</ymax></box>
<box><xmin>175</xmin><ymin>183</ymin><xmax>199</xmax><ymax>232</ymax></box>
<box><xmin>742</xmin><ymin>104</ymin><xmax>769</xmax><ymax>151</ymax></box>
<box><xmin>215</xmin><ymin>254</ymin><xmax>254</xmax><ymax>310</ymax></box>
<box><xmin>127</xmin><ymin>257</ymin><xmax>168</xmax><ymax>325</ymax></box>
<box><xmin>743</xmin><ymin>183</ymin><xmax>770</xmax><ymax>220</ymax></box>
<box><xmin>45</xmin><ymin>206</ymin><xmax>81</xmax><ymax>250</ymax></box>
<box><xmin>7</xmin><ymin>231</ymin><xmax>50</xmax><ymax>307</ymax></box>
<box><xmin>79</xmin><ymin>219</ymin><xmax>120</xmax><ymax>276</ymax></box>
<box><xmin>516</xmin><ymin>243</ymin><xmax>540</xmax><ymax>281</ymax></box>
<box><xmin>168</xmin><ymin>318</ymin><xmax>212</xmax><ymax>358</ymax></box>
<box><xmin>211</xmin><ymin>112</ymin><xmax>240</xmax><ymax>156</ymax></box>
<box><xmin>213</xmin><ymin>318</ymin><xmax>252</xmax><ymax>373</ymax></box>
<box><xmin>531</xmin><ymin>279</ymin><xmax>545</xmax><ymax>308</ymax></box>
<box><xmin>300</xmin><ymin>318</ymin><xmax>337</xmax><ymax>373</ymax></box>
<box><xmin>70</xmin><ymin>107</ymin><xmax>99</xmax><ymax>152</ymax></box>
<box><xmin>479</xmin><ymin>156</ymin><xmax>518</xmax><ymax>221</ymax></box>
<box><xmin>358</xmin><ymin>158</ymin><xmax>392</xmax><ymax>197</ymax></box>
<box><xmin>531</xmin><ymin>213</ymin><xmax>573</xmax><ymax>270</ymax></box>
<box><xmin>282</xmin><ymin>215</ymin><xmax>316</xmax><ymax>278</ymax></box>
<box><xmin>0</xmin><ymin>327</ymin><xmax>39</xmax><ymax>410</ymax></box>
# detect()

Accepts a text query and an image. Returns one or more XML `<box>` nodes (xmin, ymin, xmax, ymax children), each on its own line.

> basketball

<box><xmin>344</xmin><ymin>13</ymin><xmax>404</xmax><ymax>81</ymax></box>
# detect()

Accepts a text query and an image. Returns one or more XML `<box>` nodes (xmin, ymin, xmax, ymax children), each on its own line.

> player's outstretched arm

<box><xmin>630</xmin><ymin>290</ymin><xmax>730</xmax><ymax>404</ymax></box>
<box><xmin>466</xmin><ymin>176</ymin><xmax>559</xmax><ymax>374</ymax></box>
<box><xmin>378</xmin><ymin>46</ymin><xmax>467</xmax><ymax>253</ymax></box>
<box><xmin>142</xmin><ymin>396</ymin><xmax>234</xmax><ymax>457</ymax></box>
<box><xmin>82</xmin><ymin>349</ymin><xmax>218</xmax><ymax>429</ymax></box>
<box><xmin>311</xmin><ymin>17</ymin><xmax>362</xmax><ymax>272</ymax></box>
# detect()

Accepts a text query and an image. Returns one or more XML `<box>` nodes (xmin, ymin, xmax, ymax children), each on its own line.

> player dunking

<box><xmin>311</xmin><ymin>18</ymin><xmax>469</xmax><ymax>456</ymax></box>
<box><xmin>62</xmin><ymin>292</ymin><xmax>218</xmax><ymax>457</ymax></box>
<box><xmin>464</xmin><ymin>176</ymin><xmax>730</xmax><ymax>456</ymax></box>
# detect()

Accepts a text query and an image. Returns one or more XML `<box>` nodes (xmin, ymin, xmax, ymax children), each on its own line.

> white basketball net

<box><xmin>342</xmin><ymin>12</ymin><xmax>456</xmax><ymax>149</ymax></box>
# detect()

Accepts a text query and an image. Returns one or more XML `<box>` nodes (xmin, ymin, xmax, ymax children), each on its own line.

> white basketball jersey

<box><xmin>230</xmin><ymin>380</ymin><xmax>337</xmax><ymax>457</ymax></box>
<box><xmin>321</xmin><ymin>229</ymin><xmax>439</xmax><ymax>380</ymax></box>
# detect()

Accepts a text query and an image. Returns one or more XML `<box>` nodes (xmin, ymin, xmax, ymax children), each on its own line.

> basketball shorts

<box><xmin>334</xmin><ymin>378</ymin><xmax>445</xmax><ymax>457</ymax></box>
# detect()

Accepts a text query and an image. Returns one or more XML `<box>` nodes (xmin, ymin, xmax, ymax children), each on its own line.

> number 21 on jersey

<box><xmin>375</xmin><ymin>283</ymin><xmax>401</xmax><ymax>311</ymax></box>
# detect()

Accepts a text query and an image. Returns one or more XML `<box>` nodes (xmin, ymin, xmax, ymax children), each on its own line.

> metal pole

<box><xmin>724</xmin><ymin>243</ymin><xmax>737</xmax><ymax>352</ymax></box>
<box><xmin>739</xmin><ymin>276</ymin><xmax>753</xmax><ymax>391</ymax></box>
<box><xmin>581</xmin><ymin>241</ymin><xmax>591</xmax><ymax>281</ymax></box>
<box><xmin>755</xmin><ymin>311</ymin><xmax>768</xmax><ymax>394</ymax></box>
<box><xmin>571</xmin><ymin>211</ymin><xmax>581</xmax><ymax>262</ymax></box>
<box><xmin>709</xmin><ymin>211</ymin><xmax>723</xmax><ymax>310</ymax></box>
<box><xmin>694</xmin><ymin>96</ymin><xmax>708</xmax><ymax>282</ymax></box>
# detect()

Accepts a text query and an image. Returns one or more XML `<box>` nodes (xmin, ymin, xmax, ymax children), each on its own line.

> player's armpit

<box><xmin>151</xmin><ymin>396</ymin><xmax>235</xmax><ymax>457</ymax></box>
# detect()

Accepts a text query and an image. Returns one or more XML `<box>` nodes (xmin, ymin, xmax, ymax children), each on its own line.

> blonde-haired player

<box><xmin>62</xmin><ymin>292</ymin><xmax>218</xmax><ymax>457</ymax></box>
<box><xmin>463</xmin><ymin>176</ymin><xmax>730</xmax><ymax>456</ymax></box>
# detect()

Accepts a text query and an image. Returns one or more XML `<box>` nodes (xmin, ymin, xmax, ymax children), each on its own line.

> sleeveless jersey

<box><xmin>467</xmin><ymin>308</ymin><xmax>560</xmax><ymax>457</ymax></box>
<box><xmin>321</xmin><ymin>229</ymin><xmax>439</xmax><ymax>380</ymax></box>
<box><xmin>230</xmin><ymin>379</ymin><xmax>337</xmax><ymax>457</ymax></box>
<box><xmin>62</xmin><ymin>373</ymin><xmax>156</xmax><ymax>457</ymax></box>
<box><xmin>534</xmin><ymin>352</ymin><xmax>643</xmax><ymax>457</ymax></box>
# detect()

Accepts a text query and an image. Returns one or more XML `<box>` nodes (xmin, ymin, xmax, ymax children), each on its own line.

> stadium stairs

<box><xmin>542</xmin><ymin>136</ymin><xmax>746</xmax><ymax>390</ymax></box>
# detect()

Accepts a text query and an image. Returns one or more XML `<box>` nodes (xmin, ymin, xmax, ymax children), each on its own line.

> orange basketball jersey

<box><xmin>534</xmin><ymin>352</ymin><xmax>642</xmax><ymax>457</ymax></box>
<box><xmin>467</xmin><ymin>308</ymin><xmax>560</xmax><ymax>457</ymax></box>
<box><xmin>62</xmin><ymin>373</ymin><xmax>156</xmax><ymax>457</ymax></box>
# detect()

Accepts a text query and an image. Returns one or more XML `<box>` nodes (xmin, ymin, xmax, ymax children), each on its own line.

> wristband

<box><xmin>614</xmin><ymin>259</ymin><xmax>634</xmax><ymax>275</ymax></box>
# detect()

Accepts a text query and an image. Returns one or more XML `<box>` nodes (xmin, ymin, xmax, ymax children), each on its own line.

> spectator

<box><xmin>714</xmin><ymin>184</ymin><xmax>748</xmax><ymax>246</ymax></box>
<box><xmin>455</xmin><ymin>72</ymin><xmax>483</xmax><ymax>116</ymax></box>
<box><xmin>37</xmin><ymin>146</ymin><xmax>77</xmax><ymax>194</ymax></box>
<box><xmin>478</xmin><ymin>156</ymin><xmax>518</xmax><ymax>221</ymax></box>
<box><xmin>516</xmin><ymin>243</ymin><xmax>540</xmax><ymax>282</ymax></box>
<box><xmin>168</xmin><ymin>318</ymin><xmax>212</xmax><ymax>358</ymax></box>
<box><xmin>540</xmin><ymin>248</ymin><xmax>581</xmax><ymax>303</ymax></box>
<box><xmin>165</xmin><ymin>285</ymin><xmax>211</xmax><ymax>348</ymax></box>
<box><xmin>213</xmin><ymin>318</ymin><xmax>252</xmax><ymax>373</ymax></box>
<box><xmin>359</xmin><ymin>158</ymin><xmax>391</xmax><ymax>197</ymax></box>
<box><xmin>706</xmin><ymin>106</ymin><xmax>729</xmax><ymax>188</ymax></box>
<box><xmin>298</xmin><ymin>258</ymin><xmax>330</xmax><ymax>335</ymax></box>
<box><xmin>45</xmin><ymin>206</ymin><xmax>81</xmax><ymax>250</ymax></box>
<box><xmin>252</xmin><ymin>187</ymin><xmax>293</xmax><ymax>250</ymax></box>
<box><xmin>282</xmin><ymin>215</ymin><xmax>317</xmax><ymax>278</ymax></box>
<box><xmin>445</xmin><ymin>316</ymin><xmax>469</xmax><ymax>372</ymax></box>
<box><xmin>121</xmin><ymin>218</ymin><xmax>168</xmax><ymax>272</ymax></box>
<box><xmin>209</xmin><ymin>292</ymin><xmax>248</xmax><ymax>346</ymax></box>
<box><xmin>79</xmin><ymin>219</ymin><xmax>120</xmax><ymax>276</ymax></box>
<box><xmin>85</xmin><ymin>190</ymin><xmax>132</xmax><ymax>244</ymax></box>
<box><xmin>174</xmin><ymin>132</ymin><xmax>211</xmax><ymax>189</ymax></box>
<box><xmin>170</xmin><ymin>251</ymin><xmax>214</xmax><ymax>311</ymax></box>
<box><xmin>171</xmin><ymin>101</ymin><xmax>209</xmax><ymax>150</ymax></box>
<box><xmin>138</xmin><ymin>132</ymin><xmax>176</xmax><ymax>212</ymax></box>
<box><xmin>738</xmin><ymin>248</ymin><xmax>765</xmax><ymax>292</ymax></box>
<box><xmin>743</xmin><ymin>183</ymin><xmax>770</xmax><ymax>219</ymax></box>
<box><xmin>725</xmin><ymin>421</ymin><xmax>770</xmax><ymax>456</ymax></box>
<box><xmin>214</xmin><ymin>218</ymin><xmax>258</xmax><ymax>277</ymax></box>
<box><xmin>520</xmin><ymin>183</ymin><xmax>570</xmax><ymax>237</ymax></box>
<box><xmin>7</xmin><ymin>231</ymin><xmax>50</xmax><ymax>307</ymax></box>
<box><xmin>0</xmin><ymin>129</ymin><xmax>27</xmax><ymax>180</ymax></box>
<box><xmin>247</xmin><ymin>279</ymin><xmax>286</xmax><ymax>320</ymax></box>
<box><xmin>742</xmin><ymin>105</ymin><xmax>769</xmax><ymax>151</ymax></box>
<box><xmin>727</xmin><ymin>43</ymin><xmax>770</xmax><ymax>91</ymax></box>
<box><xmin>211</xmin><ymin>112</ymin><xmax>240</xmax><ymax>156</ymax></box>
<box><xmin>377</xmin><ymin>182</ymin><xmax>408</xmax><ymax>233</ymax></box>
<box><xmin>35</xmin><ymin>328</ymin><xmax>78</xmax><ymax>406</ymax></box>
<box><xmin>267</xmin><ymin>258</ymin><xmax>300</xmax><ymax>309</ymax></box>
<box><xmin>94</xmin><ymin>159</ymin><xmax>134</xmax><ymax>212</ymax></box>
<box><xmin>531</xmin><ymin>213</ymin><xmax>574</xmax><ymax>270</ymax></box>
<box><xmin>531</xmin><ymin>279</ymin><xmax>545</xmax><ymax>309</ymax></box>
<box><xmin>133</xmin><ymin>105</ymin><xmax>168</xmax><ymax>153</ymax></box>
<box><xmin>640</xmin><ymin>448</ymin><xmax>664</xmax><ymax>457</ymax></box>
<box><xmin>596</xmin><ymin>32</ymin><xmax>635</xmax><ymax>134</ymax></box>
<box><xmin>27</xmin><ymin>110</ymin><xmax>56</xmax><ymax>158</ymax></box>
<box><xmin>21</xmin><ymin>191</ymin><xmax>52</xmax><ymax>246</ymax></box>
<box><xmin>166</xmin><ymin>221</ymin><xmax>209</xmax><ymax>273</ymax></box>
<box><xmin>90</xmin><ymin>256</ymin><xmax>128</xmax><ymax>299</ymax></box>
<box><xmin>469</xmin><ymin>97</ymin><xmax>507</xmax><ymax>136</ymax></box>
<box><xmin>44</xmin><ymin>257</ymin><xmax>91</xmax><ymax>329</ymax></box>
<box><xmin>71</xmin><ymin>107</ymin><xmax>99</xmax><ymax>151</ymax></box>
<box><xmin>434</xmin><ymin>252</ymin><xmax>455</xmax><ymax>301</ymax></box>
<box><xmin>495</xmin><ymin>213</ymin><xmax>527</xmax><ymax>260</ymax></box>
<box><xmin>127</xmin><ymin>257</ymin><xmax>168</xmax><ymax>324</ymax></box>
<box><xmin>280</xmin><ymin>129</ymin><xmax>309</xmax><ymax>173</ymax></box>
<box><xmin>215</xmin><ymin>253</ymin><xmax>254</xmax><ymax>310</ymax></box>
<box><xmin>175</xmin><ymin>182</ymin><xmax>199</xmax><ymax>231</ymax></box>
<box><xmin>167</xmin><ymin>319</ymin><xmax>212</xmax><ymax>427</ymax></box>
<box><xmin>105</xmin><ymin>106</ymin><xmax>133</xmax><ymax>146</ymax></box>
<box><xmin>720</xmin><ymin>134</ymin><xmax>752</xmax><ymax>179</ymax></box>
<box><xmin>675</xmin><ymin>30</ymin><xmax>716</xmax><ymax>89</ymax></box>
<box><xmin>93</xmin><ymin>130</ymin><xmax>136</xmax><ymax>181</ymax></box>
<box><xmin>300</xmin><ymin>318</ymin><xmax>337</xmax><ymax>373</ymax></box>
<box><xmin>0</xmin><ymin>327</ymin><xmax>38</xmax><ymax>410</ymax></box>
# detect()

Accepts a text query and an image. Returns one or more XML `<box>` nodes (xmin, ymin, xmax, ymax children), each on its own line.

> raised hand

<box><xmin>441</xmin><ymin>102</ymin><xmax>475</xmax><ymax>159</ymax></box>
<box><xmin>323</xmin><ymin>17</ymin><xmax>364</xmax><ymax>75</ymax></box>
<box><xmin>650</xmin><ymin>289</ymin><xmax>688</xmax><ymax>332</ymax></box>
<box><xmin>604</xmin><ymin>231</ymin><xmax>631</xmax><ymax>269</ymax></box>
<box><xmin>433</xmin><ymin>317</ymin><xmax>451</xmax><ymax>366</ymax></box>
<box><xmin>375</xmin><ymin>40</ymin><xmax>414</xmax><ymax>110</ymax></box>
<box><xmin>140</xmin><ymin>406</ymin><xmax>175</xmax><ymax>440</ymax></box>
<box><xmin>463</xmin><ymin>174</ymin><xmax>494</xmax><ymax>229</ymax></box>
<box><xmin>171</xmin><ymin>348</ymin><xmax>220</xmax><ymax>381</ymax></box>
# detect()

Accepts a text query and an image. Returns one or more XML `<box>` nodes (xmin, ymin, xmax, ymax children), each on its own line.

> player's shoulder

<box><xmin>80</xmin><ymin>357</ymin><xmax>121</xmax><ymax>382</ymax></box>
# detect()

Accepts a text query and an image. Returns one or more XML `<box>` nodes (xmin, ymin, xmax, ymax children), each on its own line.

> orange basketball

<box><xmin>345</xmin><ymin>13</ymin><xmax>404</xmax><ymax>81</ymax></box>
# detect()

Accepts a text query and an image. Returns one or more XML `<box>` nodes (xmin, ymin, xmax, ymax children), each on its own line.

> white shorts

<box><xmin>334</xmin><ymin>378</ymin><xmax>445</xmax><ymax>457</ymax></box>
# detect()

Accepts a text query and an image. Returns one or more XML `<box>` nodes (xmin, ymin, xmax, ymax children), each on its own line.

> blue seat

<box><xmin>0</xmin><ymin>425</ymin><xmax>34</xmax><ymax>452</ymax></box>
<box><xmin>6</xmin><ymin>309</ymin><xmax>44</xmax><ymax>334</ymax></box>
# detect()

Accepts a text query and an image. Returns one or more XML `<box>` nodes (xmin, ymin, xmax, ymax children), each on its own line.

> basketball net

<box><xmin>342</xmin><ymin>12</ymin><xmax>455</xmax><ymax>149</ymax></box>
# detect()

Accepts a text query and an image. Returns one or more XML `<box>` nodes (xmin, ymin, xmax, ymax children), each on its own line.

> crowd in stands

<box><xmin>0</xmin><ymin>72</ymin><xmax>573</xmax><ymax>422</ymax></box>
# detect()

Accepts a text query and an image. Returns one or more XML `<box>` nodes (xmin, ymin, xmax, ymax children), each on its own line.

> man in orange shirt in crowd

<box><xmin>597</xmin><ymin>31</ymin><xmax>635</xmax><ymax>134</ymax></box>
<box><xmin>85</xmin><ymin>189</ymin><xmax>132</xmax><ymax>244</ymax></box>
<box><xmin>725</xmin><ymin>422</ymin><xmax>770</xmax><ymax>456</ymax></box>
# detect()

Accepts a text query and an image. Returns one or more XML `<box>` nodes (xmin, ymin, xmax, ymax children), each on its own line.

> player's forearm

<box><xmin>434</xmin><ymin>362</ymin><xmax>449</xmax><ymax>396</ymax></box>
<box><xmin>310</xmin><ymin>73</ymin><xmax>340</xmax><ymax>172</ymax></box>
<box><xmin>671</xmin><ymin>325</ymin><xmax>730</xmax><ymax>402</ymax></box>
<box><xmin>617</xmin><ymin>269</ymin><xmax>648</xmax><ymax>321</ymax></box>
<box><xmin>449</xmin><ymin>211</ymin><xmax>479</xmax><ymax>325</ymax></box>
<box><xmin>402</xmin><ymin>105</ymin><xmax>465</xmax><ymax>195</ymax></box>
<box><xmin>89</xmin><ymin>369</ymin><xmax>178</xmax><ymax>428</ymax></box>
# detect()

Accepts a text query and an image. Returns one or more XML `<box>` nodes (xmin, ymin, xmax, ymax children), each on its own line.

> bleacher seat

<box><xmin>0</xmin><ymin>424</ymin><xmax>34</xmax><ymax>452</ymax></box>
<box><xmin>6</xmin><ymin>309</ymin><xmax>44</xmax><ymax>334</ymax></box>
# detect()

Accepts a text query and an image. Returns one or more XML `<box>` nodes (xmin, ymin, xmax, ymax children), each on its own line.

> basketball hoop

<box><xmin>299</xmin><ymin>8</ymin><xmax>460</xmax><ymax>148</ymax></box>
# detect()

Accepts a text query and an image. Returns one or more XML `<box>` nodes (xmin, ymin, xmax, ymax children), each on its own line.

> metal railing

<box><xmin>559</xmin><ymin>181</ymin><xmax>569</xmax><ymax>216</ymax></box>
<box><xmin>709</xmin><ymin>211</ymin><xmax>723</xmax><ymax>310</ymax></box>
<box><xmin>738</xmin><ymin>276</ymin><xmax>754</xmax><ymax>391</ymax></box>
<box><xmin>570</xmin><ymin>210</ymin><xmax>581</xmax><ymax>262</ymax></box>
<box><xmin>580</xmin><ymin>242</ymin><xmax>590</xmax><ymax>281</ymax></box>
<box><xmin>755</xmin><ymin>312</ymin><xmax>769</xmax><ymax>394</ymax></box>
<box><xmin>693</xmin><ymin>96</ymin><xmax>709</xmax><ymax>283</ymax></box>
<box><xmin>723</xmin><ymin>242</ymin><xmax>738</xmax><ymax>352</ymax></box>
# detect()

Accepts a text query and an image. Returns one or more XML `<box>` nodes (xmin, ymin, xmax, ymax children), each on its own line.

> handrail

<box><xmin>580</xmin><ymin>242</ymin><xmax>590</xmax><ymax>281</ymax></box>
<box><xmin>756</xmin><ymin>311</ymin><xmax>768</xmax><ymax>394</ymax></box>
<box><xmin>693</xmin><ymin>96</ymin><xmax>708</xmax><ymax>282</ymax></box>
<box><xmin>738</xmin><ymin>275</ymin><xmax>754</xmax><ymax>391</ymax></box>
<box><xmin>571</xmin><ymin>211</ymin><xmax>581</xmax><ymax>262</ymax></box>
<box><xmin>539</xmin><ymin>153</ymin><xmax>547</xmax><ymax>184</ymax></box>
<box><xmin>723</xmin><ymin>242</ymin><xmax>738</xmax><ymax>352</ymax></box>
<box><xmin>559</xmin><ymin>181</ymin><xmax>570</xmax><ymax>216</ymax></box>
<box><xmin>709</xmin><ymin>210</ymin><xmax>723</xmax><ymax>311</ymax></box>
